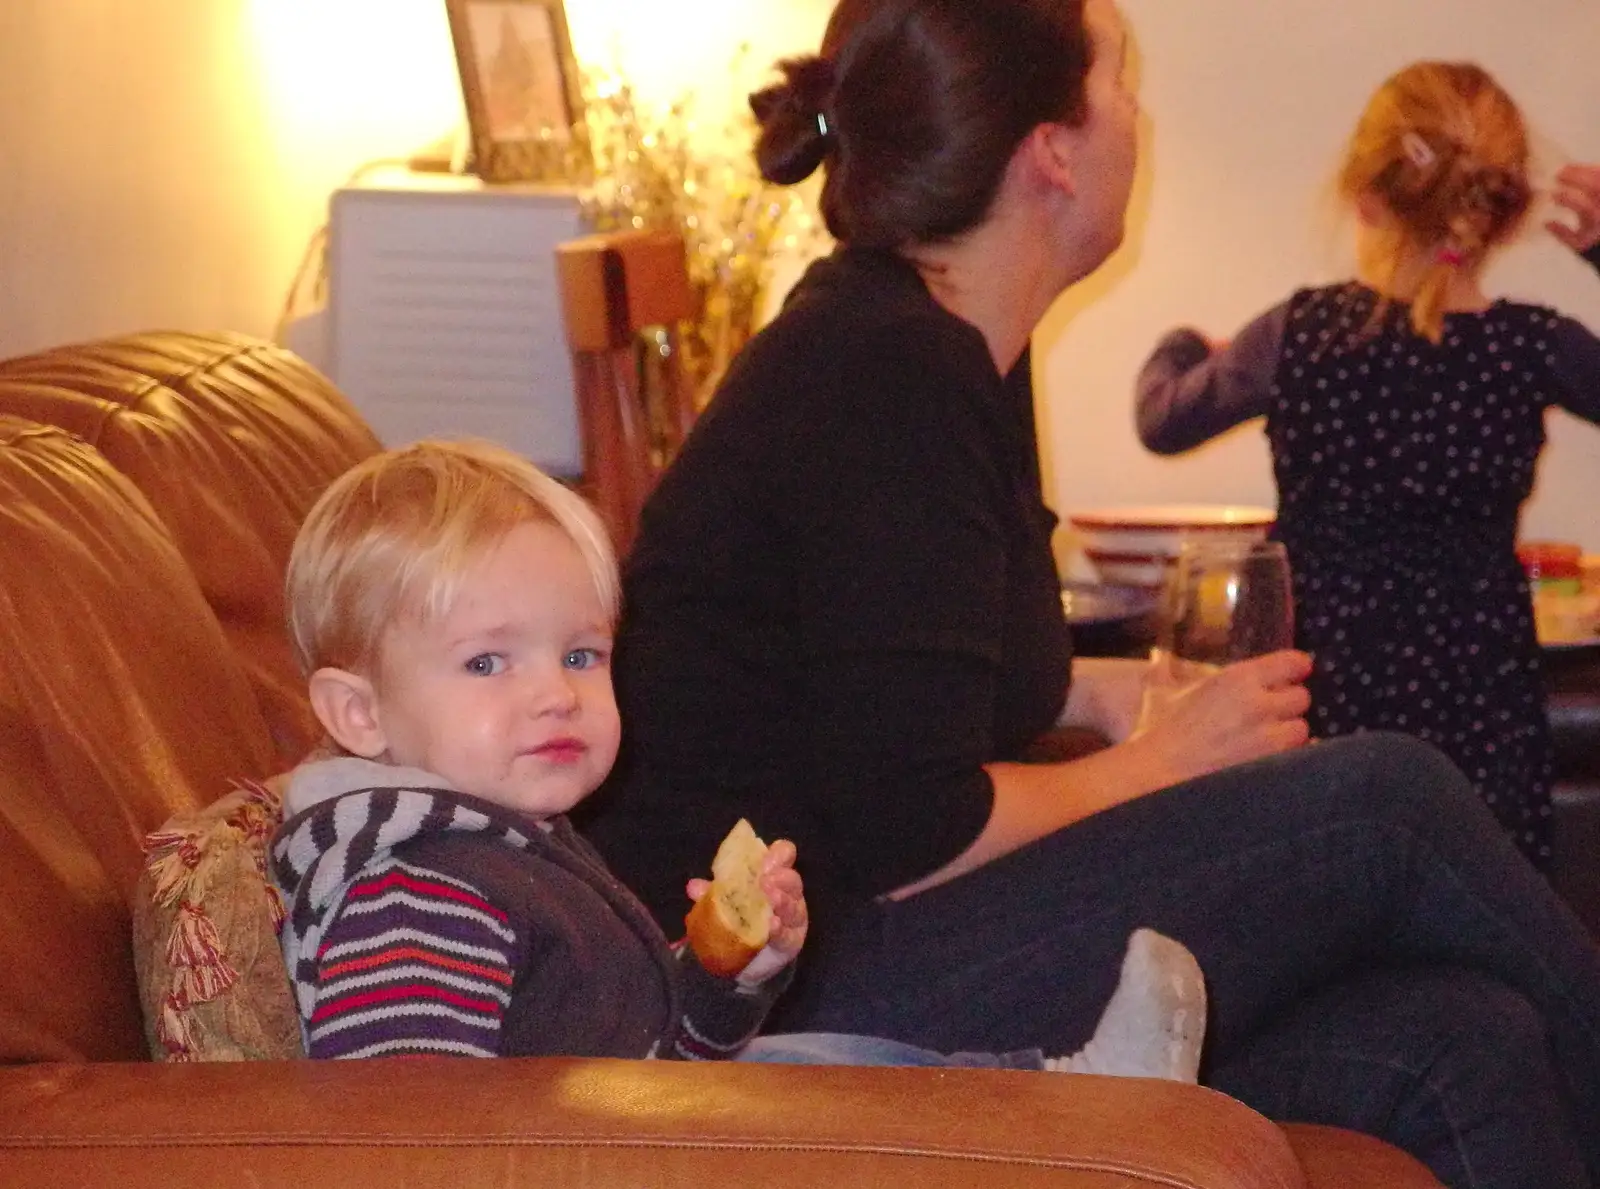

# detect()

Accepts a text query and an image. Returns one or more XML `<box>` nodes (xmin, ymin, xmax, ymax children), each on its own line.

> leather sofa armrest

<box><xmin>0</xmin><ymin>1057</ymin><xmax>1435</xmax><ymax>1188</ymax></box>
<box><xmin>1548</xmin><ymin>692</ymin><xmax>1600</xmax><ymax>780</ymax></box>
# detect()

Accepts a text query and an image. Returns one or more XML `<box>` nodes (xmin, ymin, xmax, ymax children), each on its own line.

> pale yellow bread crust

<box><xmin>684</xmin><ymin>819</ymin><xmax>771</xmax><ymax>977</ymax></box>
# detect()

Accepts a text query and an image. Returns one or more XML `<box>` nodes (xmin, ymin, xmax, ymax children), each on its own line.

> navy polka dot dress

<box><xmin>1268</xmin><ymin>284</ymin><xmax>1559</xmax><ymax>868</ymax></box>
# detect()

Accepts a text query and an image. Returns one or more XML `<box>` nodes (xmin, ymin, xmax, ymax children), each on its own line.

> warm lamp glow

<box><xmin>246</xmin><ymin>0</ymin><xmax>463</xmax><ymax>152</ymax></box>
<box><xmin>245</xmin><ymin>0</ymin><xmax>828</xmax><ymax>157</ymax></box>
<box><xmin>566</xmin><ymin>0</ymin><xmax>827</xmax><ymax>114</ymax></box>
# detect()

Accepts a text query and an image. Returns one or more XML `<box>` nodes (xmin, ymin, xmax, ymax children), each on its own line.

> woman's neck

<box><xmin>901</xmin><ymin>203</ymin><xmax>1063</xmax><ymax>377</ymax></box>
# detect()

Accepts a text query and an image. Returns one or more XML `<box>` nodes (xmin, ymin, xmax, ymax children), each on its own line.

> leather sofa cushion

<box><xmin>0</xmin><ymin>418</ymin><xmax>279</xmax><ymax>1061</ymax></box>
<box><xmin>1549</xmin><ymin>692</ymin><xmax>1600</xmax><ymax>779</ymax></box>
<box><xmin>0</xmin><ymin>1056</ymin><xmax>1424</xmax><ymax>1188</ymax></box>
<box><xmin>0</xmin><ymin>332</ymin><xmax>381</xmax><ymax>761</ymax></box>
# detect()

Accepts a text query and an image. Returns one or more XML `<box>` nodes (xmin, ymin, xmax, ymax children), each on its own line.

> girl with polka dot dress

<box><xmin>1135</xmin><ymin>61</ymin><xmax>1600</xmax><ymax>871</ymax></box>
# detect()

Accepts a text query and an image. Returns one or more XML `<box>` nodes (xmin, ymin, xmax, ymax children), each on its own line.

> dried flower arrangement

<box><xmin>572</xmin><ymin>54</ymin><xmax>827</xmax><ymax>408</ymax></box>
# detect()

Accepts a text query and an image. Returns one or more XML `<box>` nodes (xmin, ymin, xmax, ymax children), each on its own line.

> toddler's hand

<box><xmin>738</xmin><ymin>839</ymin><xmax>807</xmax><ymax>985</ymax></box>
<box><xmin>684</xmin><ymin>839</ymin><xmax>808</xmax><ymax>986</ymax></box>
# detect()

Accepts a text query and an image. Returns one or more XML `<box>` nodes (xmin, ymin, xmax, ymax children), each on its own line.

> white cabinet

<box><xmin>325</xmin><ymin>168</ymin><xmax>588</xmax><ymax>478</ymax></box>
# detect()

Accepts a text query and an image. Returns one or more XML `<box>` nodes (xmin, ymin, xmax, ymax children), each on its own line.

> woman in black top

<box><xmin>583</xmin><ymin>2</ymin><xmax>1600</xmax><ymax>1183</ymax></box>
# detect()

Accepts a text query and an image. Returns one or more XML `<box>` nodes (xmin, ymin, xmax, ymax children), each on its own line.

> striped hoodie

<box><xmin>270</xmin><ymin>757</ymin><xmax>787</xmax><ymax>1060</ymax></box>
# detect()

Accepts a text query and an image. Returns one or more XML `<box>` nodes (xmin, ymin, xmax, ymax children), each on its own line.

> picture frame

<box><xmin>445</xmin><ymin>0</ymin><xmax>589</xmax><ymax>184</ymax></box>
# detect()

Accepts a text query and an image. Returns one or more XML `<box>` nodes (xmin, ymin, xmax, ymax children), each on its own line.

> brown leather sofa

<box><xmin>0</xmin><ymin>331</ymin><xmax>1441</xmax><ymax>1187</ymax></box>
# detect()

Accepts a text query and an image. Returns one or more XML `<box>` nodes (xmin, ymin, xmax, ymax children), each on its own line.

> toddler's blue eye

<box><xmin>465</xmin><ymin>654</ymin><xmax>506</xmax><ymax>676</ymax></box>
<box><xmin>564</xmin><ymin>647</ymin><xmax>605</xmax><ymax>670</ymax></box>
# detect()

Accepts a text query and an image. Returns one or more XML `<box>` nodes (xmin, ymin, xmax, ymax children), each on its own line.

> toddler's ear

<box><xmin>307</xmin><ymin>667</ymin><xmax>387</xmax><ymax>759</ymax></box>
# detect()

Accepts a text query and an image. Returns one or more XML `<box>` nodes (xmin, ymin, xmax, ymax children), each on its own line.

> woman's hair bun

<box><xmin>750</xmin><ymin>55</ymin><xmax>836</xmax><ymax>186</ymax></box>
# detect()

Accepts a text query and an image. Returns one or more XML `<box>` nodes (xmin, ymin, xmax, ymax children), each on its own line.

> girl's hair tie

<box><xmin>1401</xmin><ymin>132</ymin><xmax>1437</xmax><ymax>170</ymax></box>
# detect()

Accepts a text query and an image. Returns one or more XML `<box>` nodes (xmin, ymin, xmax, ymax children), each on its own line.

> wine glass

<box><xmin>1132</xmin><ymin>538</ymin><xmax>1295</xmax><ymax>734</ymax></box>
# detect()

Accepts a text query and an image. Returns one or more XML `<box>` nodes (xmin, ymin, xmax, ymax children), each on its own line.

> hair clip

<box><xmin>1401</xmin><ymin>132</ymin><xmax>1436</xmax><ymax>170</ymax></box>
<box><xmin>816</xmin><ymin>111</ymin><xmax>831</xmax><ymax>139</ymax></box>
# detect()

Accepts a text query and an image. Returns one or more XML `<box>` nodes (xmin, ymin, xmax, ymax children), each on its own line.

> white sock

<box><xmin>1043</xmin><ymin>927</ymin><xmax>1206</xmax><ymax>1082</ymax></box>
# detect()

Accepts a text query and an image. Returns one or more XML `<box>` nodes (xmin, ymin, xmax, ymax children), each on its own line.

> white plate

<box><xmin>1070</xmin><ymin>505</ymin><xmax>1275</xmax><ymax>587</ymax></box>
<box><xmin>1068</xmin><ymin>504</ymin><xmax>1276</xmax><ymax>532</ymax></box>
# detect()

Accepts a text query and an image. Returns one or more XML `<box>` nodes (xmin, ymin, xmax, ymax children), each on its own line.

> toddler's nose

<box><xmin>527</xmin><ymin>667</ymin><xmax>581</xmax><ymax>717</ymax></box>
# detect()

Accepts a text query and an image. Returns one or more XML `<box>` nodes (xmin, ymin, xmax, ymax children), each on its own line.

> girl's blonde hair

<box><xmin>286</xmin><ymin>438</ymin><xmax>619</xmax><ymax>676</ymax></box>
<box><xmin>1339</xmin><ymin>61</ymin><xmax>1532</xmax><ymax>343</ymax></box>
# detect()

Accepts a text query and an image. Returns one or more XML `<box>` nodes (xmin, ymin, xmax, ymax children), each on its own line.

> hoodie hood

<box><xmin>270</xmin><ymin>757</ymin><xmax>546</xmax><ymax>1020</ymax></box>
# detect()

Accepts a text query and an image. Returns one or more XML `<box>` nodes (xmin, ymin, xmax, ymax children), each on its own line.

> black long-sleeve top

<box><xmin>582</xmin><ymin>248</ymin><xmax>1070</xmax><ymax>932</ymax></box>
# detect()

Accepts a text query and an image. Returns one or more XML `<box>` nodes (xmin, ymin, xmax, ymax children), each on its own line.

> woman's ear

<box><xmin>307</xmin><ymin>667</ymin><xmax>387</xmax><ymax>759</ymax></box>
<box><xmin>1021</xmin><ymin>122</ymin><xmax>1079</xmax><ymax>198</ymax></box>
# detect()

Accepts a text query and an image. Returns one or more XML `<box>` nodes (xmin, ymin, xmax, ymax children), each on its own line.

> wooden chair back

<box><xmin>555</xmin><ymin>229</ymin><xmax>696</xmax><ymax>556</ymax></box>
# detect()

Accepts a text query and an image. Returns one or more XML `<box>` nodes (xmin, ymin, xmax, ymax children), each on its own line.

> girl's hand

<box><xmin>685</xmin><ymin>839</ymin><xmax>808</xmax><ymax>986</ymax></box>
<box><xmin>1129</xmin><ymin>649</ymin><xmax>1312</xmax><ymax>784</ymax></box>
<box><xmin>1548</xmin><ymin>163</ymin><xmax>1600</xmax><ymax>254</ymax></box>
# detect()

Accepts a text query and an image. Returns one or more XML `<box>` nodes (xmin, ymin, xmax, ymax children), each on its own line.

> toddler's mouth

<box><xmin>531</xmin><ymin>737</ymin><xmax>587</xmax><ymax>764</ymax></box>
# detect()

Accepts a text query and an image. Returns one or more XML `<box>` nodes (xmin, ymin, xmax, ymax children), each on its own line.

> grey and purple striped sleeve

<box><xmin>305</xmin><ymin>855</ymin><xmax>516</xmax><ymax>1059</ymax></box>
<box><xmin>666</xmin><ymin>945</ymin><xmax>794</xmax><ymax>1061</ymax></box>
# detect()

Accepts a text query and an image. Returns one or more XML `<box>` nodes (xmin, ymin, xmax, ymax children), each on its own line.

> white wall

<box><xmin>1039</xmin><ymin>0</ymin><xmax>1600</xmax><ymax>562</ymax></box>
<box><xmin>0</xmin><ymin>1</ymin><xmax>464</xmax><ymax>358</ymax></box>
<box><xmin>1</xmin><ymin>0</ymin><xmax>1595</xmax><ymax>546</ymax></box>
<box><xmin>0</xmin><ymin>0</ymin><xmax>826</xmax><ymax>360</ymax></box>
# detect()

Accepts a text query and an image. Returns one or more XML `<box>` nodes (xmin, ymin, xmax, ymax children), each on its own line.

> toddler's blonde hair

<box><xmin>1339</xmin><ymin>61</ymin><xmax>1532</xmax><ymax>343</ymax></box>
<box><xmin>286</xmin><ymin>438</ymin><xmax>618</xmax><ymax>677</ymax></box>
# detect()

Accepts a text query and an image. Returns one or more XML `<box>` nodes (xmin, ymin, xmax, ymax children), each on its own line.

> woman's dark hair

<box><xmin>750</xmin><ymin>0</ymin><xmax>1093</xmax><ymax>248</ymax></box>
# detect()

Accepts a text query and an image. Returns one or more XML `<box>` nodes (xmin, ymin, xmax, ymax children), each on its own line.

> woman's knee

<box><xmin>1310</xmin><ymin>731</ymin><xmax>1485</xmax><ymax>825</ymax></box>
<box><xmin>1332</xmin><ymin>729</ymin><xmax>1465</xmax><ymax>786</ymax></box>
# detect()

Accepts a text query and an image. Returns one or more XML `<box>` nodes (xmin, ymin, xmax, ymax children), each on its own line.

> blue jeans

<box><xmin>770</xmin><ymin>733</ymin><xmax>1600</xmax><ymax>1189</ymax></box>
<box><xmin>738</xmin><ymin>1032</ymin><xmax>1047</xmax><ymax>1070</ymax></box>
<box><xmin>1209</xmin><ymin>966</ymin><xmax>1588</xmax><ymax>1189</ymax></box>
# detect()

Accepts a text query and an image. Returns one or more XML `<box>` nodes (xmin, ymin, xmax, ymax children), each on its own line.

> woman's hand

<box><xmin>1127</xmin><ymin>649</ymin><xmax>1312</xmax><ymax>785</ymax></box>
<box><xmin>1057</xmin><ymin>656</ymin><xmax>1150</xmax><ymax>742</ymax></box>
<box><xmin>897</xmin><ymin>651</ymin><xmax>1310</xmax><ymax>899</ymax></box>
<box><xmin>687</xmin><ymin>839</ymin><xmax>809</xmax><ymax>986</ymax></box>
<box><xmin>1548</xmin><ymin>163</ymin><xmax>1600</xmax><ymax>254</ymax></box>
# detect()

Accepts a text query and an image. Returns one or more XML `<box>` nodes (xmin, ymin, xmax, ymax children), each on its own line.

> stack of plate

<box><xmin>1068</xmin><ymin>504</ymin><xmax>1276</xmax><ymax>588</ymax></box>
